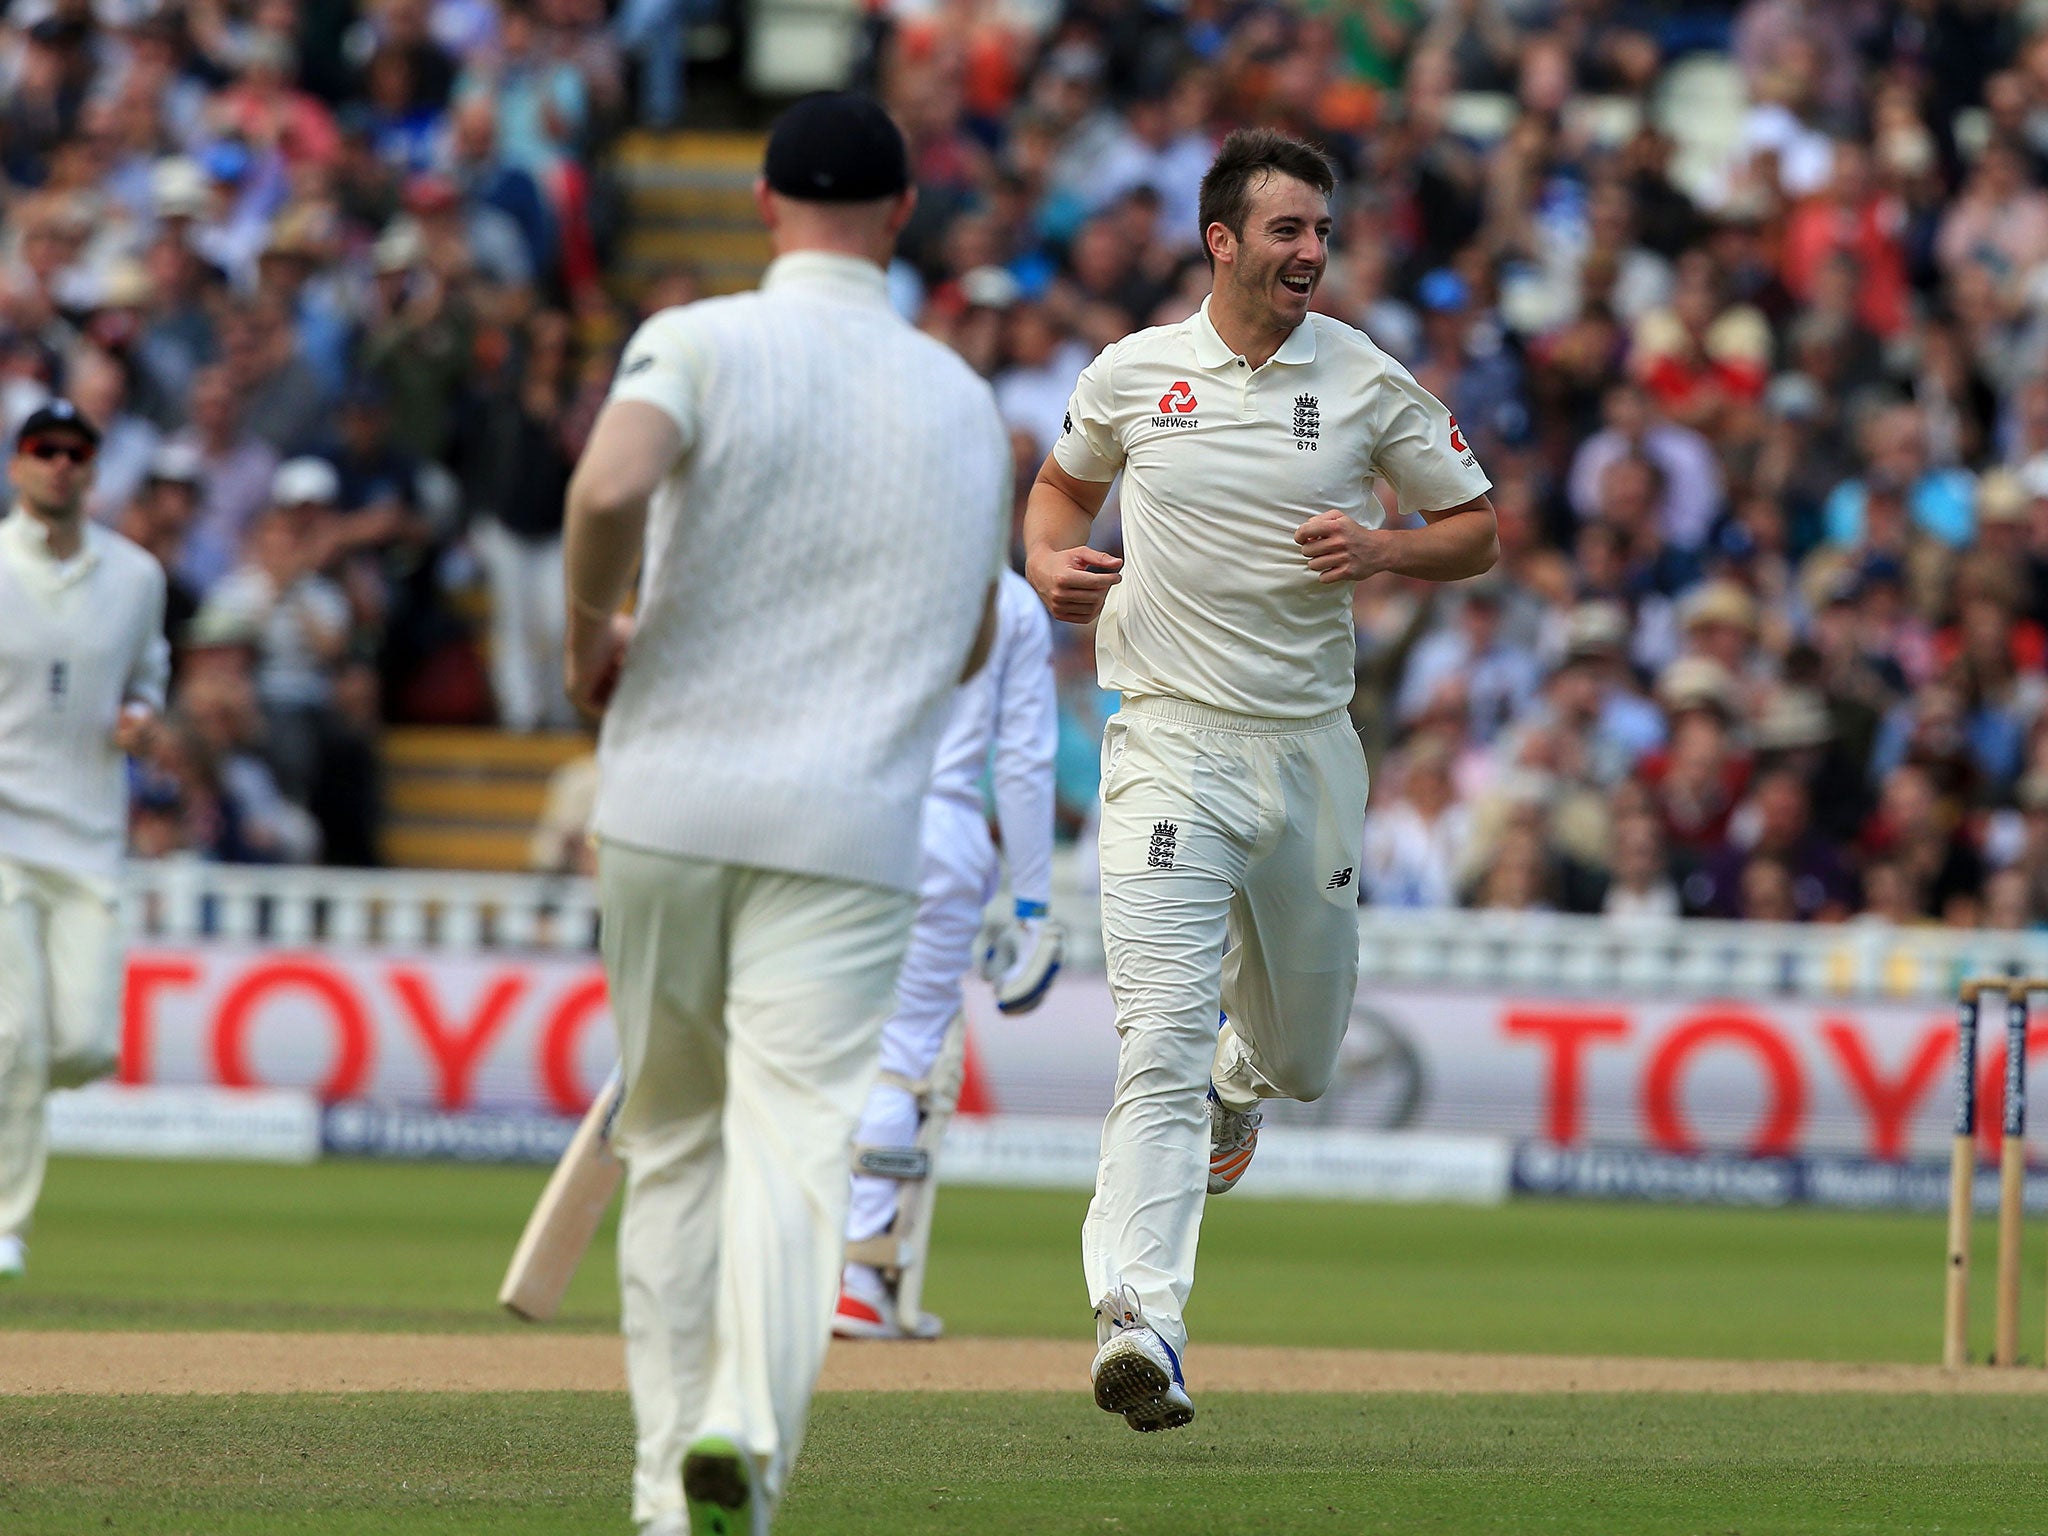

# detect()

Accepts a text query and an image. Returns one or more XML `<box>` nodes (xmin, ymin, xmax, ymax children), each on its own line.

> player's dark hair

<box><xmin>1196</xmin><ymin>129</ymin><xmax>1336</xmax><ymax>269</ymax></box>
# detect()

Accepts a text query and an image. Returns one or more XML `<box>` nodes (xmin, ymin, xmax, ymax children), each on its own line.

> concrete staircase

<box><xmin>382</xmin><ymin>728</ymin><xmax>593</xmax><ymax>871</ymax></box>
<box><xmin>613</xmin><ymin>129</ymin><xmax>773</xmax><ymax>296</ymax></box>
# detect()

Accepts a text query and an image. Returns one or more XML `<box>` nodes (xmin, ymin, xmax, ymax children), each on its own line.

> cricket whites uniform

<box><xmin>0</xmin><ymin>510</ymin><xmax>169</xmax><ymax>1241</ymax></box>
<box><xmin>843</xmin><ymin>568</ymin><xmax>1057</xmax><ymax>1268</ymax></box>
<box><xmin>1054</xmin><ymin>299</ymin><xmax>1489</xmax><ymax>1363</ymax></box>
<box><xmin>591</xmin><ymin>250</ymin><xmax>1007</xmax><ymax>1530</ymax></box>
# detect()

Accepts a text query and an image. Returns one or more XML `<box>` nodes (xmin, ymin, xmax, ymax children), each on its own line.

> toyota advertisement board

<box><xmin>110</xmin><ymin>946</ymin><xmax>2024</xmax><ymax>1171</ymax></box>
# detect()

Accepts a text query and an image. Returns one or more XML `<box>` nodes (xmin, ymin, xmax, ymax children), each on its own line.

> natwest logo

<box><xmin>1449</xmin><ymin>415</ymin><xmax>1470</xmax><ymax>455</ymax></box>
<box><xmin>1158</xmin><ymin>381</ymin><xmax>1198</xmax><ymax>414</ymax></box>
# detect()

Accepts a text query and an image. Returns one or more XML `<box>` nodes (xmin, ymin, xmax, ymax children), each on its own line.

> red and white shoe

<box><xmin>833</xmin><ymin>1264</ymin><xmax>902</xmax><ymax>1339</ymax></box>
<box><xmin>1207</xmin><ymin>1085</ymin><xmax>1261</xmax><ymax>1194</ymax></box>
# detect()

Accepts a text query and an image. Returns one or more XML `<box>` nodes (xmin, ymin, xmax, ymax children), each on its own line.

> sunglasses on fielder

<box><xmin>20</xmin><ymin>437</ymin><xmax>96</xmax><ymax>465</ymax></box>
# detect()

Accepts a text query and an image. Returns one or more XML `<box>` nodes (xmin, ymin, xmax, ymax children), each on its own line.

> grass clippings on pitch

<box><xmin>3</xmin><ymin>1390</ymin><xmax>2046</xmax><ymax>1536</ymax></box>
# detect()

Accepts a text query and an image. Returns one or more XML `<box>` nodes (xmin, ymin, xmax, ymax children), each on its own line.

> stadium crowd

<box><xmin>7</xmin><ymin>0</ymin><xmax>2048</xmax><ymax>929</ymax></box>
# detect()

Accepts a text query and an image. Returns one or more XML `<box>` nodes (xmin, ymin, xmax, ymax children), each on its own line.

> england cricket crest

<box><xmin>1293</xmin><ymin>393</ymin><xmax>1320</xmax><ymax>451</ymax></box>
<box><xmin>1147</xmin><ymin>820</ymin><xmax>1179</xmax><ymax>870</ymax></box>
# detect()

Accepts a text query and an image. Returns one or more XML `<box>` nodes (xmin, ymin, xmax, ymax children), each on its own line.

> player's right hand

<box><xmin>1028</xmin><ymin>545</ymin><xmax>1122</xmax><ymax>625</ymax></box>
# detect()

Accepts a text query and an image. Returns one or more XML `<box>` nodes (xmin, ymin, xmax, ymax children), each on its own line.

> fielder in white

<box><xmin>1022</xmin><ymin>129</ymin><xmax>1499</xmax><ymax>1430</ymax></box>
<box><xmin>834</xmin><ymin>567</ymin><xmax>1063</xmax><ymax>1342</ymax></box>
<box><xmin>0</xmin><ymin>400</ymin><xmax>169</xmax><ymax>1280</ymax></box>
<box><xmin>559</xmin><ymin>96</ymin><xmax>1008</xmax><ymax>1536</ymax></box>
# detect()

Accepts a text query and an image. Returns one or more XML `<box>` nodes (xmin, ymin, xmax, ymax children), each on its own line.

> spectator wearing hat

<box><xmin>1411</xmin><ymin>266</ymin><xmax>1528</xmax><ymax>459</ymax></box>
<box><xmin>255</xmin><ymin>208</ymin><xmax>354</xmax><ymax>399</ymax></box>
<box><xmin>1640</xmin><ymin>656</ymin><xmax>1749</xmax><ymax>854</ymax></box>
<box><xmin>1676</xmin><ymin>578</ymin><xmax>1762</xmax><ymax>697</ymax></box>
<box><xmin>189</xmin><ymin>456</ymin><xmax>352</xmax><ymax>804</ymax></box>
<box><xmin>0</xmin><ymin>398</ymin><xmax>169</xmax><ymax>1281</ymax></box>
<box><xmin>1532</xmin><ymin>600</ymin><xmax>1666</xmax><ymax>782</ymax></box>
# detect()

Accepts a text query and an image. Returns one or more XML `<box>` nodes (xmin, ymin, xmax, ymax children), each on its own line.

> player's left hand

<box><xmin>1294</xmin><ymin>510</ymin><xmax>1393</xmax><ymax>584</ymax></box>
<box><xmin>112</xmin><ymin>703</ymin><xmax>157</xmax><ymax>756</ymax></box>
<box><xmin>566</xmin><ymin>611</ymin><xmax>636</xmax><ymax>716</ymax></box>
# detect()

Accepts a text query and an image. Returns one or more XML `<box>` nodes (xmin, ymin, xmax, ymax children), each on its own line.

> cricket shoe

<box><xmin>0</xmin><ymin>1234</ymin><xmax>23</xmax><ymax>1280</ymax></box>
<box><xmin>681</xmin><ymin>1434</ymin><xmax>753</xmax><ymax>1536</ymax></box>
<box><xmin>1207</xmin><ymin>1085</ymin><xmax>1261</xmax><ymax>1194</ymax></box>
<box><xmin>1091</xmin><ymin>1285</ymin><xmax>1194</xmax><ymax>1432</ymax></box>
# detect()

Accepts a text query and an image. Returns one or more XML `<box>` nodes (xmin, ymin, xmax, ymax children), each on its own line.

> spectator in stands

<box><xmin>190</xmin><ymin>458</ymin><xmax>352</xmax><ymax>805</ymax></box>
<box><xmin>1362</xmin><ymin>732</ymin><xmax>1469</xmax><ymax>909</ymax></box>
<box><xmin>172</xmin><ymin>365</ymin><xmax>281</xmax><ymax>596</ymax></box>
<box><xmin>1603</xmin><ymin>809</ymin><xmax>1681</xmax><ymax>922</ymax></box>
<box><xmin>467</xmin><ymin>307</ymin><xmax>574</xmax><ymax>731</ymax></box>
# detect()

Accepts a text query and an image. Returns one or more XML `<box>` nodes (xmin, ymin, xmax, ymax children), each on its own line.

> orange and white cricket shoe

<box><xmin>832</xmin><ymin>1265</ymin><xmax>900</xmax><ymax>1340</ymax></box>
<box><xmin>1207</xmin><ymin>1085</ymin><xmax>1261</xmax><ymax>1194</ymax></box>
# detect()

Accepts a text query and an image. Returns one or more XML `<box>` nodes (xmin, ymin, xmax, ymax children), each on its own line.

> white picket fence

<box><xmin>121</xmin><ymin>854</ymin><xmax>2048</xmax><ymax>1004</ymax></box>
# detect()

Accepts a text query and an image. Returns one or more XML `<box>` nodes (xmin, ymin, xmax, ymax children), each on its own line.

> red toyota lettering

<box><xmin>390</xmin><ymin>966</ymin><xmax>525</xmax><ymax>1109</ymax></box>
<box><xmin>539</xmin><ymin>972</ymin><xmax>612</xmax><ymax>1114</ymax></box>
<box><xmin>212</xmin><ymin>958</ymin><xmax>374</xmax><ymax>1100</ymax></box>
<box><xmin>1504</xmin><ymin>1009</ymin><xmax>1630</xmax><ymax>1145</ymax></box>
<box><xmin>1643</xmin><ymin>1010</ymin><xmax>1805</xmax><ymax>1156</ymax></box>
<box><xmin>1820</xmin><ymin>1019</ymin><xmax>1949</xmax><ymax>1161</ymax></box>
<box><xmin>118</xmin><ymin>954</ymin><xmax>200</xmax><ymax>1085</ymax></box>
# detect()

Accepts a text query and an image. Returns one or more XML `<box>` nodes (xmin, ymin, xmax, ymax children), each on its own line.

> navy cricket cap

<box><xmin>762</xmin><ymin>93</ymin><xmax>909</xmax><ymax>203</ymax></box>
<box><xmin>15</xmin><ymin>399</ymin><xmax>100</xmax><ymax>448</ymax></box>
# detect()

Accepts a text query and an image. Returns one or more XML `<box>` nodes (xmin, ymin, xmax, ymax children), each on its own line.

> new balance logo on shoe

<box><xmin>1326</xmin><ymin>867</ymin><xmax>1354</xmax><ymax>890</ymax></box>
<box><xmin>1148</xmin><ymin>821</ymin><xmax>1179</xmax><ymax>870</ymax></box>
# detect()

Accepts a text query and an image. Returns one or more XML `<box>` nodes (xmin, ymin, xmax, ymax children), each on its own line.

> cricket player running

<box><xmin>0</xmin><ymin>401</ymin><xmax>169</xmax><ymax>1279</ymax></box>
<box><xmin>1022</xmin><ymin>129</ymin><xmax>1498</xmax><ymax>1431</ymax></box>
<box><xmin>560</xmin><ymin>96</ymin><xmax>1008</xmax><ymax>1536</ymax></box>
<box><xmin>834</xmin><ymin>566</ymin><xmax>1062</xmax><ymax>1341</ymax></box>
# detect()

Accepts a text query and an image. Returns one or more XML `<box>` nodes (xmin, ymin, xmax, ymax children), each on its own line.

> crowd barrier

<box><xmin>79</xmin><ymin>857</ymin><xmax>2048</xmax><ymax>1208</ymax></box>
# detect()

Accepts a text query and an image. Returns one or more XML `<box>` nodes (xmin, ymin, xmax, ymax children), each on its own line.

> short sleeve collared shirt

<box><xmin>1054</xmin><ymin>299</ymin><xmax>1491</xmax><ymax>719</ymax></box>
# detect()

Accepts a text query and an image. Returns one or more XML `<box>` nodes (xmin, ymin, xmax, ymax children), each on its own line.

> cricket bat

<box><xmin>498</xmin><ymin>1069</ymin><xmax>626</xmax><ymax>1321</ymax></box>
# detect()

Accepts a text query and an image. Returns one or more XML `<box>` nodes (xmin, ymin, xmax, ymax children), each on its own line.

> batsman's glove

<box><xmin>978</xmin><ymin>901</ymin><xmax>1066</xmax><ymax>1014</ymax></box>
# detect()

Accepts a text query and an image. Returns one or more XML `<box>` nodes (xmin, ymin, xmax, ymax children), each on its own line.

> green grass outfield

<box><xmin>5</xmin><ymin>1158</ymin><xmax>2048</xmax><ymax>1534</ymax></box>
<box><xmin>3</xmin><ymin>1156</ymin><xmax>2040</xmax><ymax>1361</ymax></box>
<box><xmin>4</xmin><ymin>1391</ymin><xmax>2047</xmax><ymax>1536</ymax></box>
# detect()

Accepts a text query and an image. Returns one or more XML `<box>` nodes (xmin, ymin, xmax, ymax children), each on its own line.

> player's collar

<box><xmin>1191</xmin><ymin>297</ymin><xmax>1317</xmax><ymax>369</ymax></box>
<box><xmin>761</xmin><ymin>250</ymin><xmax>893</xmax><ymax>308</ymax></box>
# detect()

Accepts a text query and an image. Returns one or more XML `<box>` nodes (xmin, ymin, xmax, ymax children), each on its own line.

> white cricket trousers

<box><xmin>597</xmin><ymin>840</ymin><xmax>915</xmax><ymax>1531</ymax></box>
<box><xmin>846</xmin><ymin>798</ymin><xmax>995</xmax><ymax>1244</ymax></box>
<box><xmin>0</xmin><ymin>856</ymin><xmax>124</xmax><ymax>1238</ymax></box>
<box><xmin>1082</xmin><ymin>697</ymin><xmax>1367</xmax><ymax>1363</ymax></box>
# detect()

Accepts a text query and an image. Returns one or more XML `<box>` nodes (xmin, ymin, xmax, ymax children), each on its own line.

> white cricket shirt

<box><xmin>0</xmin><ymin>510</ymin><xmax>169</xmax><ymax>883</ymax></box>
<box><xmin>593</xmin><ymin>251</ymin><xmax>1009</xmax><ymax>893</ymax></box>
<box><xmin>1054</xmin><ymin>298</ymin><xmax>1492</xmax><ymax>719</ymax></box>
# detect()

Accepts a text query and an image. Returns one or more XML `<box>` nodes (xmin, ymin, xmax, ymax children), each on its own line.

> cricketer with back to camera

<box><xmin>1023</xmin><ymin>126</ymin><xmax>1500</xmax><ymax>1433</ymax></box>
<box><xmin>558</xmin><ymin>92</ymin><xmax>1010</xmax><ymax>1536</ymax></box>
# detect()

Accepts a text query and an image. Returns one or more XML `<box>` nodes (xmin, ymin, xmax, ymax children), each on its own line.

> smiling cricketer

<box><xmin>1021</xmin><ymin>127</ymin><xmax>1501</xmax><ymax>1432</ymax></box>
